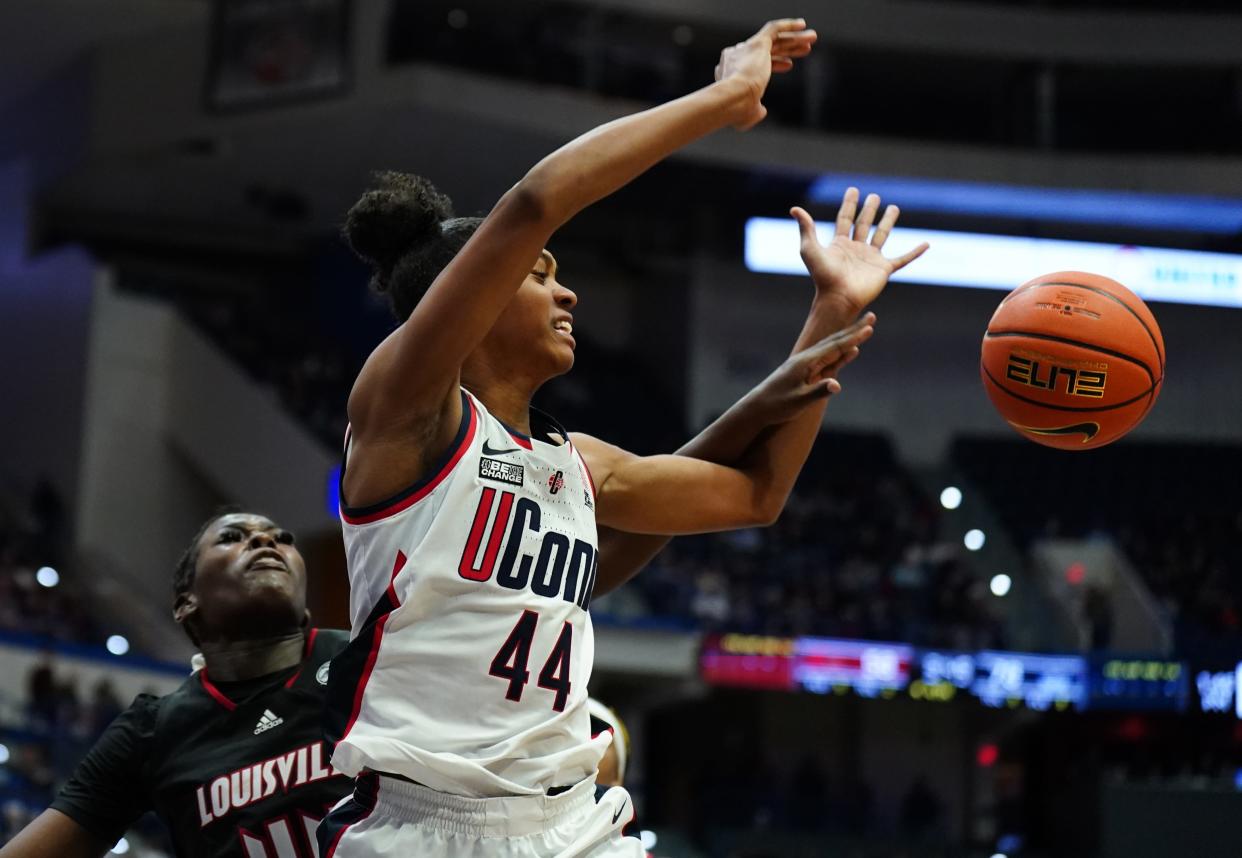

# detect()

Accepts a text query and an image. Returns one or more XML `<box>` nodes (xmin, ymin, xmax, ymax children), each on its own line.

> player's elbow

<box><xmin>746</xmin><ymin>486</ymin><xmax>787</xmax><ymax>528</ymax></box>
<box><xmin>500</xmin><ymin>175</ymin><xmax>558</xmax><ymax>230</ymax></box>
<box><xmin>509</xmin><ymin>156</ymin><xmax>603</xmax><ymax>230</ymax></box>
<box><xmin>751</xmin><ymin>498</ymin><xmax>785</xmax><ymax>528</ymax></box>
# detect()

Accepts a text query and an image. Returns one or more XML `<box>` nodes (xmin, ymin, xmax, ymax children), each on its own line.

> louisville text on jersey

<box><xmin>195</xmin><ymin>741</ymin><xmax>339</xmax><ymax>827</ymax></box>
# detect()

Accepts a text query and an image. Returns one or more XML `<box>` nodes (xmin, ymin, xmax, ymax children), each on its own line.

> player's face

<box><xmin>188</xmin><ymin>513</ymin><xmax>309</xmax><ymax>644</ymax></box>
<box><xmin>487</xmin><ymin>250</ymin><xmax>577</xmax><ymax>378</ymax></box>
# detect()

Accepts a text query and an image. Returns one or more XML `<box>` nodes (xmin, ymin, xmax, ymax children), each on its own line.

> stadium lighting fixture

<box><xmin>964</xmin><ymin>529</ymin><xmax>986</xmax><ymax>551</ymax></box>
<box><xmin>745</xmin><ymin>218</ymin><xmax>1242</xmax><ymax>309</ymax></box>
<box><xmin>940</xmin><ymin>487</ymin><xmax>963</xmax><ymax>510</ymax></box>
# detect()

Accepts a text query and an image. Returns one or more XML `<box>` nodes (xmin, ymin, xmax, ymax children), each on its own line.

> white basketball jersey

<box><xmin>326</xmin><ymin>389</ymin><xmax>608</xmax><ymax>798</ymax></box>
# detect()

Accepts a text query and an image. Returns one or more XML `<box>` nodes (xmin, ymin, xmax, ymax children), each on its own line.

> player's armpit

<box><xmin>0</xmin><ymin>809</ymin><xmax>113</xmax><ymax>858</ymax></box>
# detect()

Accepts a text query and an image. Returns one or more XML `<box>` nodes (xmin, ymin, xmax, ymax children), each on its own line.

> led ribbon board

<box><xmin>1087</xmin><ymin>657</ymin><xmax>1188</xmax><ymax>712</ymax></box>
<box><xmin>699</xmin><ymin>634</ymin><xmax>796</xmax><ymax>691</ymax></box>
<box><xmin>792</xmin><ymin>638</ymin><xmax>914</xmax><ymax>697</ymax></box>
<box><xmin>971</xmin><ymin>650</ymin><xmax>1086</xmax><ymax>711</ymax></box>
<box><xmin>745</xmin><ymin>218</ymin><xmax>1242</xmax><ymax>309</ymax></box>
<box><xmin>913</xmin><ymin>650</ymin><xmax>1088</xmax><ymax>711</ymax></box>
<box><xmin>699</xmin><ymin>633</ymin><xmax>1223</xmax><ymax>714</ymax></box>
<box><xmin>1193</xmin><ymin>663</ymin><xmax>1242</xmax><ymax>716</ymax></box>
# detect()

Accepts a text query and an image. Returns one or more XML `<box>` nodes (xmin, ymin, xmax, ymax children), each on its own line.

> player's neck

<box><xmin>465</xmin><ymin>378</ymin><xmax>534</xmax><ymax>436</ymax></box>
<box><xmin>201</xmin><ymin>630</ymin><xmax>305</xmax><ymax>681</ymax></box>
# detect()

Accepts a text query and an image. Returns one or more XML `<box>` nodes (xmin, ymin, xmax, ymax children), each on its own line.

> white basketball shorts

<box><xmin>318</xmin><ymin>774</ymin><xmax>644</xmax><ymax>858</ymax></box>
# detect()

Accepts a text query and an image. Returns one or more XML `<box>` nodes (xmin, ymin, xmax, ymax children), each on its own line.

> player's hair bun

<box><xmin>343</xmin><ymin>171</ymin><xmax>455</xmax><ymax>288</ymax></box>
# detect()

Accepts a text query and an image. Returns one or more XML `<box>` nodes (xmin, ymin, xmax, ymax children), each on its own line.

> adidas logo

<box><xmin>253</xmin><ymin>709</ymin><xmax>284</xmax><ymax>735</ymax></box>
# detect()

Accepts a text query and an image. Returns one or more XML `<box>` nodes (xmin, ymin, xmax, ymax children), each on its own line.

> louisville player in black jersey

<box><xmin>0</xmin><ymin>511</ymin><xmax>351</xmax><ymax>858</ymax></box>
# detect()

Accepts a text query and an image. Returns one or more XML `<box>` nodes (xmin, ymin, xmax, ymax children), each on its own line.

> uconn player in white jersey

<box><xmin>320</xmin><ymin>18</ymin><xmax>927</xmax><ymax>858</ymax></box>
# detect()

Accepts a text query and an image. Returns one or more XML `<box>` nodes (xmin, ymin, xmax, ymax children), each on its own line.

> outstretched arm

<box><xmin>590</xmin><ymin>189</ymin><xmax>928</xmax><ymax>589</ymax></box>
<box><xmin>345</xmin><ymin>20</ymin><xmax>817</xmax><ymax>508</ymax></box>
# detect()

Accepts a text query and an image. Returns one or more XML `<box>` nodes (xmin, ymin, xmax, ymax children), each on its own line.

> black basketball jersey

<box><xmin>51</xmin><ymin>629</ymin><xmax>352</xmax><ymax>858</ymax></box>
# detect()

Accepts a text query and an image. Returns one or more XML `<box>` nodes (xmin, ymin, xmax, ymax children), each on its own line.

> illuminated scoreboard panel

<box><xmin>698</xmin><ymin>637</ymin><xmax>1232</xmax><ymax>715</ymax></box>
<box><xmin>1088</xmin><ymin>658</ymin><xmax>1188</xmax><ymax>712</ymax></box>
<box><xmin>910</xmin><ymin>651</ymin><xmax>977</xmax><ymax>703</ymax></box>
<box><xmin>699</xmin><ymin>634</ymin><xmax>796</xmax><ymax>691</ymax></box>
<box><xmin>915</xmin><ymin>650</ymin><xmax>1088</xmax><ymax>711</ymax></box>
<box><xmin>1193</xmin><ymin>662</ymin><xmax>1242</xmax><ymax>716</ymax></box>
<box><xmin>793</xmin><ymin>638</ymin><xmax>914</xmax><ymax>697</ymax></box>
<box><xmin>974</xmin><ymin>651</ymin><xmax>1087</xmax><ymax>711</ymax></box>
<box><xmin>697</xmin><ymin>636</ymin><xmax>916</xmax><ymax>696</ymax></box>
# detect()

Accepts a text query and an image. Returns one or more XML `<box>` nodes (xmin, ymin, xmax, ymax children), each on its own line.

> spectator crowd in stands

<box><xmin>1</xmin><ymin>659</ymin><xmax>127</xmax><ymax>842</ymax></box>
<box><xmin>597</xmin><ymin>438</ymin><xmax>1006</xmax><ymax>651</ymax></box>
<box><xmin>0</xmin><ymin>480</ymin><xmax>146</xmax><ymax>847</ymax></box>
<box><xmin>1</xmin><ymin>661</ymin><xmax>170</xmax><ymax>855</ymax></box>
<box><xmin>0</xmin><ymin>480</ymin><xmax>100</xmax><ymax>647</ymax></box>
<box><xmin>953</xmin><ymin>438</ymin><xmax>1242</xmax><ymax>657</ymax></box>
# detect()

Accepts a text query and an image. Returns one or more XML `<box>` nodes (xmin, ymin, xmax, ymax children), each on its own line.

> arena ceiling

<box><xmin>0</xmin><ymin>0</ymin><xmax>206</xmax><ymax>111</ymax></box>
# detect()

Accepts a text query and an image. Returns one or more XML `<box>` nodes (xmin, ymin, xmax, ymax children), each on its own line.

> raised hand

<box><xmin>715</xmin><ymin>19</ymin><xmax>817</xmax><ymax>130</ymax></box>
<box><xmin>792</xmin><ymin>188</ymin><xmax>930</xmax><ymax>319</ymax></box>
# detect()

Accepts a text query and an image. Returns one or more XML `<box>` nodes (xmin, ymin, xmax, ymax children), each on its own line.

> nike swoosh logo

<box><xmin>1008</xmin><ymin>421</ymin><xmax>1100</xmax><ymax>443</ymax></box>
<box><xmin>611</xmin><ymin>802</ymin><xmax>626</xmax><ymax>825</ymax></box>
<box><xmin>482</xmin><ymin>440</ymin><xmax>521</xmax><ymax>456</ymax></box>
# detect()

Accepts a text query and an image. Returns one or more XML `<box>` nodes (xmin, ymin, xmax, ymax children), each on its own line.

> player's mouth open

<box><xmin>552</xmin><ymin>318</ymin><xmax>574</xmax><ymax>345</ymax></box>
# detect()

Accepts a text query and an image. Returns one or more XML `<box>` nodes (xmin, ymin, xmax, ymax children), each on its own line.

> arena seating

<box><xmin>0</xmin><ymin>488</ymin><xmax>168</xmax><ymax>849</ymax></box>
<box><xmin>0</xmin><ymin>678</ymin><xmax>169</xmax><ymax>853</ymax></box>
<box><xmin>0</xmin><ymin>485</ymin><xmax>100</xmax><ymax>648</ymax></box>
<box><xmin>951</xmin><ymin>436</ymin><xmax>1242</xmax><ymax>655</ymax></box>
<box><xmin>608</xmin><ymin>432</ymin><xmax>1005</xmax><ymax>648</ymax></box>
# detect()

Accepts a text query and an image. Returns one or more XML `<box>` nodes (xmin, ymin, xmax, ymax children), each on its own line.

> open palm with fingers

<box><xmin>791</xmin><ymin>188</ymin><xmax>930</xmax><ymax>317</ymax></box>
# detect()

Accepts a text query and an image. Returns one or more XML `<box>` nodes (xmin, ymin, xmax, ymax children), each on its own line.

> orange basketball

<box><xmin>980</xmin><ymin>271</ymin><xmax>1165</xmax><ymax>450</ymax></box>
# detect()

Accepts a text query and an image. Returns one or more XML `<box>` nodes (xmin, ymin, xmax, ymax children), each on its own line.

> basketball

<box><xmin>980</xmin><ymin>271</ymin><xmax>1165</xmax><ymax>450</ymax></box>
